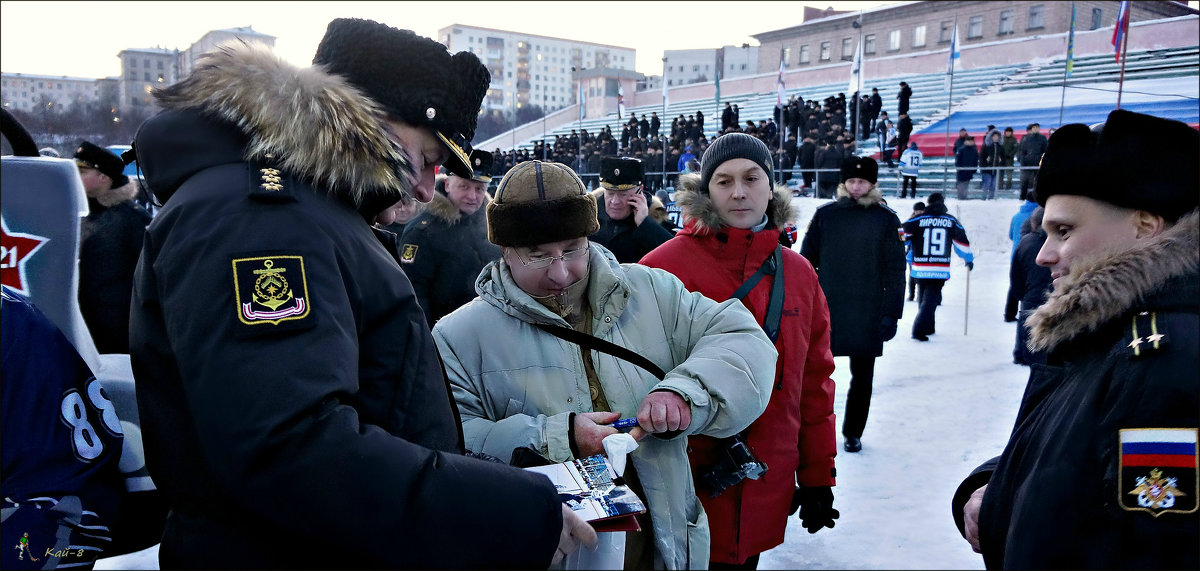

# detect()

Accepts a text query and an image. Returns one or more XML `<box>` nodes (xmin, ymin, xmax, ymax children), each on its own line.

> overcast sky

<box><xmin>2</xmin><ymin>1</ymin><xmax>903</xmax><ymax>79</ymax></box>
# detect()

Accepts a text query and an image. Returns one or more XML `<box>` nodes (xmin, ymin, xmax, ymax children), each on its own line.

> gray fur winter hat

<box><xmin>699</xmin><ymin>133</ymin><xmax>773</xmax><ymax>191</ymax></box>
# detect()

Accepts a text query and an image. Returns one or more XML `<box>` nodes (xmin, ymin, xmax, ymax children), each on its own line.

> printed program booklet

<box><xmin>525</xmin><ymin>454</ymin><xmax>646</xmax><ymax>532</ymax></box>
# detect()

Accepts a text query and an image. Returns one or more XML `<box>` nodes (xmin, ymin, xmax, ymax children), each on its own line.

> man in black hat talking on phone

<box><xmin>128</xmin><ymin>18</ymin><xmax>594</xmax><ymax>568</ymax></box>
<box><xmin>591</xmin><ymin>156</ymin><xmax>673</xmax><ymax>263</ymax></box>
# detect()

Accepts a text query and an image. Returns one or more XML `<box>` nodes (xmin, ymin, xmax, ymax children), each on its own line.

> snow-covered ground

<box><xmin>98</xmin><ymin>194</ymin><xmax>1034</xmax><ymax>570</ymax></box>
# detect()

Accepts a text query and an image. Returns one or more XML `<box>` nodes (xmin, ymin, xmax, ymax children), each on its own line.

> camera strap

<box><xmin>533</xmin><ymin>323</ymin><xmax>666</xmax><ymax>380</ymax></box>
<box><xmin>728</xmin><ymin>244</ymin><xmax>784</xmax><ymax>344</ymax></box>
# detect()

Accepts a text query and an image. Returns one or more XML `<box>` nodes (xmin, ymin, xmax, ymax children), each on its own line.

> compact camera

<box><xmin>700</xmin><ymin>434</ymin><xmax>768</xmax><ymax>497</ymax></box>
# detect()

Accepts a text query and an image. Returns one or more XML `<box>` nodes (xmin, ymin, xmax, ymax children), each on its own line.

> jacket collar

<box><xmin>149</xmin><ymin>42</ymin><xmax>411</xmax><ymax>217</ymax></box>
<box><xmin>424</xmin><ymin>190</ymin><xmax>492</xmax><ymax>226</ymax></box>
<box><xmin>476</xmin><ymin>243</ymin><xmax>630</xmax><ymax>332</ymax></box>
<box><xmin>91</xmin><ymin>179</ymin><xmax>139</xmax><ymax>208</ymax></box>
<box><xmin>1027</xmin><ymin>210</ymin><xmax>1199</xmax><ymax>353</ymax></box>
<box><xmin>835</xmin><ymin>183</ymin><xmax>884</xmax><ymax>208</ymax></box>
<box><xmin>673</xmin><ymin>172</ymin><xmax>795</xmax><ymax>236</ymax></box>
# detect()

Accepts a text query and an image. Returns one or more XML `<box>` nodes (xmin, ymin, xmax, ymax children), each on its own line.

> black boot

<box><xmin>844</xmin><ymin>436</ymin><xmax>862</xmax><ymax>452</ymax></box>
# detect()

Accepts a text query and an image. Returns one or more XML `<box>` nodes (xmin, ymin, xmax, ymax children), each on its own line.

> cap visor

<box><xmin>435</xmin><ymin>131</ymin><xmax>472</xmax><ymax>179</ymax></box>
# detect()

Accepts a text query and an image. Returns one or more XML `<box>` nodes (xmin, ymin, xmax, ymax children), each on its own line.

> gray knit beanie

<box><xmin>699</xmin><ymin>133</ymin><xmax>774</xmax><ymax>191</ymax></box>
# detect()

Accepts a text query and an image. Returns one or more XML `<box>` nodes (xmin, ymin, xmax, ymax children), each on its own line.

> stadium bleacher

<box><xmin>485</xmin><ymin>44</ymin><xmax>1198</xmax><ymax>198</ymax></box>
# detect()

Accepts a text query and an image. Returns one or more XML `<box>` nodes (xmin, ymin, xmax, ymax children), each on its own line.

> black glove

<box><xmin>879</xmin><ymin>317</ymin><xmax>898</xmax><ymax>342</ymax></box>
<box><xmin>796</xmin><ymin>485</ymin><xmax>839</xmax><ymax>534</ymax></box>
<box><xmin>966</xmin><ymin>261</ymin><xmax>974</xmax><ymax>271</ymax></box>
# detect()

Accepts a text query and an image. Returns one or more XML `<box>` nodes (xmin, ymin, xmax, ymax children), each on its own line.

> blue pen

<box><xmin>612</xmin><ymin>418</ymin><xmax>639</xmax><ymax>430</ymax></box>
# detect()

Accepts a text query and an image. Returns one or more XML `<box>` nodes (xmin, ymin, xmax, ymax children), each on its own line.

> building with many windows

<box><xmin>663</xmin><ymin>45</ymin><xmax>760</xmax><ymax>87</ymax></box>
<box><xmin>180</xmin><ymin>26</ymin><xmax>276</xmax><ymax>77</ymax></box>
<box><xmin>753</xmin><ymin>1</ymin><xmax>1195</xmax><ymax>71</ymax></box>
<box><xmin>1</xmin><ymin>73</ymin><xmax>104</xmax><ymax>113</ymax></box>
<box><xmin>117</xmin><ymin>47</ymin><xmax>181</xmax><ymax>113</ymax></box>
<box><xmin>437</xmin><ymin>24</ymin><xmax>635</xmax><ymax>118</ymax></box>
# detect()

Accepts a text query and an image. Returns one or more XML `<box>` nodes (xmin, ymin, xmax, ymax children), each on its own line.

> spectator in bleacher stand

<box><xmin>400</xmin><ymin>153</ymin><xmax>501</xmax><ymax>328</ymax></box>
<box><xmin>590</xmin><ymin>156</ymin><xmax>673</xmax><ymax>263</ymax></box>
<box><xmin>799</xmin><ymin>136</ymin><xmax>818</xmax><ymax>191</ymax></box>
<box><xmin>868</xmin><ymin>88</ymin><xmax>883</xmax><ymax>133</ymax></box>
<box><xmin>764</xmin><ymin>118</ymin><xmax>779</xmax><ymax>145</ymax></box>
<box><xmin>802</xmin><ymin>156</ymin><xmax>905</xmax><ymax>454</ymax></box>
<box><xmin>1000</xmin><ymin>127</ymin><xmax>1018</xmax><ymax>191</ymax></box>
<box><xmin>980</xmin><ymin>131</ymin><xmax>1004</xmax><ymax>200</ymax></box>
<box><xmin>639</xmin><ymin>114</ymin><xmax>650</xmax><ymax>139</ymax></box>
<box><xmin>848</xmin><ymin>92</ymin><xmax>860</xmax><ymax>139</ymax></box>
<box><xmin>696</xmin><ymin>110</ymin><xmax>704</xmax><ymax>132</ymax></box>
<box><xmin>73</xmin><ymin>141</ymin><xmax>153</xmax><ymax>354</ymax></box>
<box><xmin>650</xmin><ymin>112</ymin><xmax>661</xmax><ymax>136</ymax></box>
<box><xmin>896</xmin><ymin>113</ymin><xmax>913</xmax><ymax>157</ymax></box>
<box><xmin>1017</xmin><ymin>123</ymin><xmax>1047</xmax><ymax>201</ymax></box>
<box><xmin>722</xmin><ymin>102</ymin><xmax>735</xmax><ymax>131</ymax></box>
<box><xmin>955</xmin><ymin>136</ymin><xmax>979</xmax><ymax>200</ymax></box>
<box><xmin>896</xmin><ymin>81</ymin><xmax>912</xmax><ymax>116</ymax></box>
<box><xmin>899</xmin><ymin>142</ymin><xmax>923</xmax><ymax>199</ymax></box>
<box><xmin>782</xmin><ymin>132</ymin><xmax>799</xmax><ymax>185</ymax></box>
<box><xmin>1008</xmin><ymin>206</ymin><xmax>1050</xmax><ymax>366</ymax></box>
<box><xmin>732</xmin><ymin>104</ymin><xmax>741</xmax><ymax>128</ymax></box>
<box><xmin>744</xmin><ymin>120</ymin><xmax>759</xmax><ymax>136</ymax></box>
<box><xmin>953</xmin><ymin>128</ymin><xmax>970</xmax><ymax>155</ymax></box>
<box><xmin>815</xmin><ymin>140</ymin><xmax>843</xmax><ymax>199</ymax></box>
<box><xmin>688</xmin><ymin>119</ymin><xmax>704</xmax><ymax>142</ymax></box>
<box><xmin>678</xmin><ymin>145</ymin><xmax>697</xmax><ymax>175</ymax></box>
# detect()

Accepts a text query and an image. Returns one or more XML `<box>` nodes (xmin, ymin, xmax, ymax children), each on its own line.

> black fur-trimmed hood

<box><xmin>1027</xmin><ymin>210</ymin><xmax>1199</xmax><ymax>352</ymax></box>
<box><xmin>673</xmin><ymin>172</ymin><xmax>795</xmax><ymax>234</ymax></box>
<box><xmin>141</xmin><ymin>41</ymin><xmax>412</xmax><ymax>215</ymax></box>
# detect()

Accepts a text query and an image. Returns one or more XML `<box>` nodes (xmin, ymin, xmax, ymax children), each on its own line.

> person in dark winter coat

<box><xmin>954</xmin><ymin>136</ymin><xmax>979</xmax><ymax>200</ymax></box>
<box><xmin>641</xmin><ymin>133</ymin><xmax>838</xmax><ymax>568</ymax></box>
<box><xmin>1008</xmin><ymin>207</ymin><xmax>1051</xmax><ymax>366</ymax></box>
<box><xmin>814</xmin><ymin>141</ymin><xmax>843</xmax><ymax>199</ymax></box>
<box><xmin>798</xmin><ymin>136</ymin><xmax>817</xmax><ymax>191</ymax></box>
<box><xmin>590</xmin><ymin>156</ymin><xmax>673</xmax><ymax>263</ymax></box>
<box><xmin>868</xmin><ymin>88</ymin><xmax>883</xmax><ymax>132</ymax></box>
<box><xmin>721</xmin><ymin>102</ymin><xmax>735</xmax><ymax>131</ymax></box>
<box><xmin>400</xmin><ymin>152</ymin><xmax>502</xmax><ymax>327</ymax></box>
<box><xmin>73</xmin><ymin>141</ymin><xmax>152</xmax><ymax>354</ymax></box>
<box><xmin>127</xmin><ymin>21</ymin><xmax>593</xmax><ymax>569</ymax></box>
<box><xmin>1016</xmin><ymin>123</ymin><xmax>1048</xmax><ymax>201</ymax></box>
<box><xmin>903</xmin><ymin>192</ymin><xmax>973</xmax><ymax>341</ymax></box>
<box><xmin>979</xmin><ymin>131</ymin><xmax>1004</xmax><ymax>200</ymax></box>
<box><xmin>896</xmin><ymin>81</ymin><xmax>912</xmax><ymax>116</ymax></box>
<box><xmin>896</xmin><ymin>113</ymin><xmax>913</xmax><ymax>155</ymax></box>
<box><xmin>801</xmin><ymin>156</ymin><xmax>905</xmax><ymax>453</ymax></box>
<box><xmin>953</xmin><ymin>109</ymin><xmax>1198</xmax><ymax>570</ymax></box>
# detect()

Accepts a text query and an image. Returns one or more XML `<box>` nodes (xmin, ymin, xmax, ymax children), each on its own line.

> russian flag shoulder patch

<box><xmin>1119</xmin><ymin>428</ymin><xmax>1198</xmax><ymax>516</ymax></box>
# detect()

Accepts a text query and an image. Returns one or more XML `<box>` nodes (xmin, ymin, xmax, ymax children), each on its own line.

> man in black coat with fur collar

<box><xmin>74</xmin><ymin>141</ymin><xmax>151</xmax><ymax>354</ymax></box>
<box><xmin>128</xmin><ymin>18</ymin><xmax>593</xmax><ymax>569</ymax></box>
<box><xmin>400</xmin><ymin>151</ymin><xmax>502</xmax><ymax>327</ymax></box>
<box><xmin>952</xmin><ymin>110</ymin><xmax>1198</xmax><ymax>569</ymax></box>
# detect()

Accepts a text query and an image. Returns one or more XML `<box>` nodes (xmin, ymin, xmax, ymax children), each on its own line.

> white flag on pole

<box><xmin>617</xmin><ymin>83</ymin><xmax>626</xmax><ymax>120</ymax></box>
<box><xmin>776</xmin><ymin>56</ymin><xmax>785</xmax><ymax>108</ymax></box>
<box><xmin>847</xmin><ymin>39</ymin><xmax>863</xmax><ymax>96</ymax></box>
<box><xmin>945</xmin><ymin>24</ymin><xmax>960</xmax><ymax>90</ymax></box>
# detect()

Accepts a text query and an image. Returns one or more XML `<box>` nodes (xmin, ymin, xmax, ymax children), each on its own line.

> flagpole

<box><xmin>942</xmin><ymin>16</ymin><xmax>957</xmax><ymax>195</ymax></box>
<box><xmin>1116</xmin><ymin>12</ymin><xmax>1130</xmax><ymax>109</ymax></box>
<box><xmin>1058</xmin><ymin>2</ymin><xmax>1075</xmax><ymax>127</ymax></box>
<box><xmin>661</xmin><ymin>57</ymin><xmax>668</xmax><ymax>190</ymax></box>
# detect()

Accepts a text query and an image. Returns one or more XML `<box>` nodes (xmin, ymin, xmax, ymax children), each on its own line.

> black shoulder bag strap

<box><xmin>533</xmin><ymin>322</ymin><xmax>666</xmax><ymax>380</ymax></box>
<box><xmin>729</xmin><ymin>244</ymin><xmax>785</xmax><ymax>343</ymax></box>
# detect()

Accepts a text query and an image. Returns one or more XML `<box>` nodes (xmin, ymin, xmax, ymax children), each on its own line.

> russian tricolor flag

<box><xmin>1120</xmin><ymin>429</ymin><xmax>1198</xmax><ymax>469</ymax></box>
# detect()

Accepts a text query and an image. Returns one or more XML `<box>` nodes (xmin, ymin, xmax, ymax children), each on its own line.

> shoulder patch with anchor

<box><xmin>1119</xmin><ymin>428</ymin><xmax>1198</xmax><ymax>517</ymax></box>
<box><xmin>232</xmin><ymin>254</ymin><xmax>311</xmax><ymax>325</ymax></box>
<box><xmin>400</xmin><ymin>244</ymin><xmax>418</xmax><ymax>264</ymax></box>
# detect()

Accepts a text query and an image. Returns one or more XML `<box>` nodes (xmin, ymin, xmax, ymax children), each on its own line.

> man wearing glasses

<box><xmin>433</xmin><ymin>160</ymin><xmax>777</xmax><ymax>569</ymax></box>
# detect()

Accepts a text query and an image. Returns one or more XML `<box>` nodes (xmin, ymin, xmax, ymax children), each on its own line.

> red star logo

<box><xmin>1</xmin><ymin>217</ymin><xmax>50</xmax><ymax>295</ymax></box>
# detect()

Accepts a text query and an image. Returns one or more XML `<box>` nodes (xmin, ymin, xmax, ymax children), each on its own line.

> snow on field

<box><xmin>99</xmin><ymin>195</ymin><xmax>1037</xmax><ymax>570</ymax></box>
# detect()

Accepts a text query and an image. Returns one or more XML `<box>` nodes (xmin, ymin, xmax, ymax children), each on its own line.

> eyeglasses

<box><xmin>510</xmin><ymin>245</ymin><xmax>589</xmax><ymax>269</ymax></box>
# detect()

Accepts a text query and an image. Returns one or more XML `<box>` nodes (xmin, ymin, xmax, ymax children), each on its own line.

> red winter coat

<box><xmin>640</xmin><ymin>176</ymin><xmax>837</xmax><ymax>565</ymax></box>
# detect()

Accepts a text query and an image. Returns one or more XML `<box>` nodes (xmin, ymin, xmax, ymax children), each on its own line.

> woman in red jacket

<box><xmin>641</xmin><ymin>133</ymin><xmax>838</xmax><ymax>569</ymax></box>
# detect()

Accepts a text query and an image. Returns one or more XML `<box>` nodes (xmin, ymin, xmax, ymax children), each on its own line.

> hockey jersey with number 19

<box><xmin>903</xmin><ymin>202</ymin><xmax>973</xmax><ymax>280</ymax></box>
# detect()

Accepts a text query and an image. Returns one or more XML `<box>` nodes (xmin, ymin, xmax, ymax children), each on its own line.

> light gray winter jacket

<box><xmin>433</xmin><ymin>242</ymin><xmax>776</xmax><ymax>569</ymax></box>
